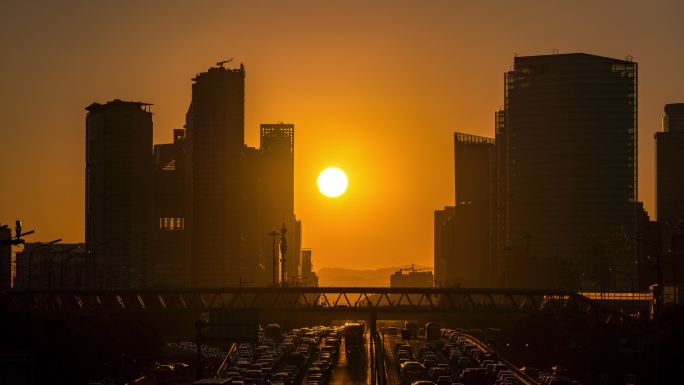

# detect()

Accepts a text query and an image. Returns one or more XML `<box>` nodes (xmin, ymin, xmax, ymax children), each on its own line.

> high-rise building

<box><xmin>85</xmin><ymin>100</ymin><xmax>153</xmax><ymax>288</ymax></box>
<box><xmin>655</xmin><ymin>103</ymin><xmax>684</xmax><ymax>289</ymax></box>
<box><xmin>434</xmin><ymin>132</ymin><xmax>497</xmax><ymax>288</ymax></box>
<box><xmin>291</xmin><ymin>216</ymin><xmax>302</xmax><ymax>284</ymax></box>
<box><xmin>499</xmin><ymin>53</ymin><xmax>638</xmax><ymax>290</ymax></box>
<box><xmin>301</xmin><ymin>248</ymin><xmax>319</xmax><ymax>287</ymax></box>
<box><xmin>186</xmin><ymin>63</ymin><xmax>245</xmax><ymax>287</ymax></box>
<box><xmin>150</xmin><ymin>129</ymin><xmax>187</xmax><ymax>287</ymax></box>
<box><xmin>0</xmin><ymin>224</ymin><xmax>11</xmax><ymax>289</ymax></box>
<box><xmin>241</xmin><ymin>145</ymin><xmax>267</xmax><ymax>285</ymax></box>
<box><xmin>389</xmin><ymin>266</ymin><xmax>434</xmax><ymax>288</ymax></box>
<box><xmin>259</xmin><ymin>123</ymin><xmax>296</xmax><ymax>283</ymax></box>
<box><xmin>433</xmin><ymin>206</ymin><xmax>455</xmax><ymax>287</ymax></box>
<box><xmin>655</xmin><ymin>103</ymin><xmax>684</xmax><ymax>225</ymax></box>
<box><xmin>14</xmin><ymin>243</ymin><xmax>86</xmax><ymax>289</ymax></box>
<box><xmin>454</xmin><ymin>132</ymin><xmax>496</xmax><ymax>286</ymax></box>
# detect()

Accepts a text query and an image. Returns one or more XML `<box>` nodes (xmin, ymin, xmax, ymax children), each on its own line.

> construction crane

<box><xmin>216</xmin><ymin>58</ymin><xmax>234</xmax><ymax>68</ymax></box>
<box><xmin>398</xmin><ymin>264</ymin><xmax>431</xmax><ymax>274</ymax></box>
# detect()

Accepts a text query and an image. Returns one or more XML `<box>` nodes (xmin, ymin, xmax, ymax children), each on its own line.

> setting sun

<box><xmin>317</xmin><ymin>167</ymin><xmax>348</xmax><ymax>198</ymax></box>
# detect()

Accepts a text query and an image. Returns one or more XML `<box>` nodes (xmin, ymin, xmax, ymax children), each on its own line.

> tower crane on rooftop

<box><xmin>216</xmin><ymin>58</ymin><xmax>234</xmax><ymax>68</ymax></box>
<box><xmin>398</xmin><ymin>264</ymin><xmax>431</xmax><ymax>274</ymax></box>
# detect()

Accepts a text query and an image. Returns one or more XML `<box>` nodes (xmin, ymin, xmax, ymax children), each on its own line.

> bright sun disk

<box><xmin>317</xmin><ymin>167</ymin><xmax>348</xmax><ymax>198</ymax></box>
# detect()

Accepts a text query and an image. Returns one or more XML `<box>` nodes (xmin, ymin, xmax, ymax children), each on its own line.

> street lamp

<box><xmin>609</xmin><ymin>267</ymin><xmax>636</xmax><ymax>315</ymax></box>
<box><xmin>27</xmin><ymin>238</ymin><xmax>61</xmax><ymax>289</ymax></box>
<box><xmin>625</xmin><ymin>234</ymin><xmax>663</xmax><ymax>318</ymax></box>
<box><xmin>47</xmin><ymin>245</ymin><xmax>79</xmax><ymax>288</ymax></box>
<box><xmin>279</xmin><ymin>223</ymin><xmax>287</xmax><ymax>287</ymax></box>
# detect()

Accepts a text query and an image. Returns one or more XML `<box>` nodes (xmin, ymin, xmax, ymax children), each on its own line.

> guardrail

<box><xmin>457</xmin><ymin>332</ymin><xmax>539</xmax><ymax>385</ymax></box>
<box><xmin>371</xmin><ymin>329</ymin><xmax>387</xmax><ymax>385</ymax></box>
<box><xmin>215</xmin><ymin>342</ymin><xmax>237</xmax><ymax>378</ymax></box>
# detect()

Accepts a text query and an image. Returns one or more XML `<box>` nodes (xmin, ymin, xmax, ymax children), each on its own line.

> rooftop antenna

<box><xmin>216</xmin><ymin>58</ymin><xmax>234</xmax><ymax>68</ymax></box>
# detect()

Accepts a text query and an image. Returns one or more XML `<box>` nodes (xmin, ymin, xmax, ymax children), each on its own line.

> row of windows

<box><xmin>159</xmin><ymin>217</ymin><xmax>184</xmax><ymax>231</ymax></box>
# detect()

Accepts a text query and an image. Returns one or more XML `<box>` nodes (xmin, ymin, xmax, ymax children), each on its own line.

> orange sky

<box><xmin>1</xmin><ymin>1</ymin><xmax>683</xmax><ymax>270</ymax></box>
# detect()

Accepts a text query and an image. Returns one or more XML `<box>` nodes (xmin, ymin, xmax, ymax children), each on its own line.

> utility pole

<box><xmin>280</xmin><ymin>223</ymin><xmax>287</xmax><ymax>287</ymax></box>
<box><xmin>268</xmin><ymin>231</ymin><xmax>279</xmax><ymax>287</ymax></box>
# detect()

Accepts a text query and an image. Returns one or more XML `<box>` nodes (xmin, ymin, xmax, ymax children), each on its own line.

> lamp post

<box><xmin>609</xmin><ymin>267</ymin><xmax>636</xmax><ymax>315</ymax></box>
<box><xmin>48</xmin><ymin>245</ymin><xmax>79</xmax><ymax>288</ymax></box>
<box><xmin>626</xmin><ymin>234</ymin><xmax>663</xmax><ymax>318</ymax></box>
<box><xmin>268</xmin><ymin>231</ymin><xmax>279</xmax><ymax>287</ymax></box>
<box><xmin>27</xmin><ymin>239</ymin><xmax>61</xmax><ymax>289</ymax></box>
<box><xmin>279</xmin><ymin>223</ymin><xmax>287</xmax><ymax>287</ymax></box>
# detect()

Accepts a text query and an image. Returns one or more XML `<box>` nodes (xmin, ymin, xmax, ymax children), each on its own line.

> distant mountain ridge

<box><xmin>316</xmin><ymin>266</ymin><xmax>432</xmax><ymax>287</ymax></box>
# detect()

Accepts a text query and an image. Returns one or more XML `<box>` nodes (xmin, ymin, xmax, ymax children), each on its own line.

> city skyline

<box><xmin>2</xmin><ymin>1</ymin><xmax>684</xmax><ymax>271</ymax></box>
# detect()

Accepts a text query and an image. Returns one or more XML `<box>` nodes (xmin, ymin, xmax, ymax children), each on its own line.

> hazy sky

<box><xmin>1</xmin><ymin>1</ymin><xmax>682</xmax><ymax>270</ymax></box>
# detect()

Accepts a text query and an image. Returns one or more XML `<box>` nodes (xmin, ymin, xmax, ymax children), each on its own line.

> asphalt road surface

<box><xmin>328</xmin><ymin>332</ymin><xmax>370</xmax><ymax>385</ymax></box>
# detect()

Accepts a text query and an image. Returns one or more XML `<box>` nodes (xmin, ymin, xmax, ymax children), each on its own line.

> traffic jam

<box><xmin>385</xmin><ymin>322</ymin><xmax>580</xmax><ymax>385</ymax></box>
<box><xmin>194</xmin><ymin>324</ymin><xmax>345</xmax><ymax>385</ymax></box>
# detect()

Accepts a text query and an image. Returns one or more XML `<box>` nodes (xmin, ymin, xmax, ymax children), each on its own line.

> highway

<box><xmin>327</xmin><ymin>332</ymin><xmax>370</xmax><ymax>385</ymax></box>
<box><xmin>120</xmin><ymin>323</ymin><xmax>578</xmax><ymax>385</ymax></box>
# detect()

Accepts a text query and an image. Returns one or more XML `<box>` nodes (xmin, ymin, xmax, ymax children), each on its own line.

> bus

<box><xmin>344</xmin><ymin>323</ymin><xmax>364</xmax><ymax>354</ymax></box>
<box><xmin>404</xmin><ymin>320</ymin><xmax>418</xmax><ymax>339</ymax></box>
<box><xmin>425</xmin><ymin>322</ymin><xmax>440</xmax><ymax>341</ymax></box>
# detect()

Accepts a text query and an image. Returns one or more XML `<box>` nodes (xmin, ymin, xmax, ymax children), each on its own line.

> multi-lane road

<box><xmin>154</xmin><ymin>322</ymin><xmax>577</xmax><ymax>385</ymax></box>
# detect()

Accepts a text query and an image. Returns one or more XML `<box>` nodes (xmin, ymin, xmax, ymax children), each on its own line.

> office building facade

<box><xmin>499</xmin><ymin>53</ymin><xmax>638</xmax><ymax>290</ymax></box>
<box><xmin>85</xmin><ymin>100</ymin><xmax>153</xmax><ymax>288</ymax></box>
<box><xmin>150</xmin><ymin>129</ymin><xmax>188</xmax><ymax>286</ymax></box>
<box><xmin>259</xmin><ymin>123</ymin><xmax>297</xmax><ymax>284</ymax></box>
<box><xmin>186</xmin><ymin>64</ymin><xmax>246</xmax><ymax>287</ymax></box>
<box><xmin>655</xmin><ymin>103</ymin><xmax>684</xmax><ymax>225</ymax></box>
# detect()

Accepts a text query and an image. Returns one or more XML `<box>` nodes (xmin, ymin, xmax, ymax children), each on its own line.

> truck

<box><xmin>425</xmin><ymin>322</ymin><xmax>440</xmax><ymax>341</ymax></box>
<box><xmin>264</xmin><ymin>323</ymin><xmax>282</xmax><ymax>341</ymax></box>
<box><xmin>404</xmin><ymin>320</ymin><xmax>418</xmax><ymax>339</ymax></box>
<box><xmin>344</xmin><ymin>323</ymin><xmax>364</xmax><ymax>354</ymax></box>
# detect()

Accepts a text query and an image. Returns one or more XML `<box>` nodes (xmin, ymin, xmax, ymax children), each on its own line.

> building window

<box><xmin>159</xmin><ymin>217</ymin><xmax>184</xmax><ymax>231</ymax></box>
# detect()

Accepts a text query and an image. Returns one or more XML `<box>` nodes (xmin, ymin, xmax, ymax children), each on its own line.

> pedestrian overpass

<box><xmin>0</xmin><ymin>287</ymin><xmax>630</xmax><ymax>325</ymax></box>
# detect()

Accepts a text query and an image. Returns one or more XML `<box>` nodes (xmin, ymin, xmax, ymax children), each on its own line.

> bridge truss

<box><xmin>0</xmin><ymin>287</ymin><xmax>629</xmax><ymax>324</ymax></box>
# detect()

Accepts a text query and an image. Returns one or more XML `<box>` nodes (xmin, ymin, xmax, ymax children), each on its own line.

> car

<box><xmin>461</xmin><ymin>368</ymin><xmax>487</xmax><ymax>385</ymax></box>
<box><xmin>422</xmin><ymin>358</ymin><xmax>437</xmax><ymax>370</ymax></box>
<box><xmin>223</xmin><ymin>371</ymin><xmax>240</xmax><ymax>379</ymax></box>
<box><xmin>244</xmin><ymin>370</ymin><xmax>264</xmax><ymax>385</ymax></box>
<box><xmin>427</xmin><ymin>367</ymin><xmax>448</xmax><ymax>381</ymax></box>
<box><xmin>312</xmin><ymin>361</ymin><xmax>331</xmax><ymax>371</ymax></box>
<box><xmin>271</xmin><ymin>372</ymin><xmax>292</xmax><ymax>385</ymax></box>
<box><xmin>306</xmin><ymin>373</ymin><xmax>324</xmax><ymax>384</ymax></box>
<box><xmin>400</xmin><ymin>361</ymin><xmax>426</xmax><ymax>385</ymax></box>
<box><xmin>456</xmin><ymin>357</ymin><xmax>472</xmax><ymax>369</ymax></box>
<box><xmin>436</xmin><ymin>376</ymin><xmax>453</xmax><ymax>385</ymax></box>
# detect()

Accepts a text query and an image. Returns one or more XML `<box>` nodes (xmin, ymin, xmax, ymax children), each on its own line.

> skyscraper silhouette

<box><xmin>85</xmin><ymin>100</ymin><xmax>153</xmax><ymax>288</ymax></box>
<box><xmin>186</xmin><ymin>63</ymin><xmax>245</xmax><ymax>287</ymax></box>
<box><xmin>655</xmin><ymin>103</ymin><xmax>684</xmax><ymax>225</ymax></box>
<box><xmin>150</xmin><ymin>129</ymin><xmax>187</xmax><ymax>287</ymax></box>
<box><xmin>498</xmin><ymin>53</ymin><xmax>638</xmax><ymax>290</ymax></box>
<box><xmin>259</xmin><ymin>123</ymin><xmax>296</xmax><ymax>284</ymax></box>
<box><xmin>434</xmin><ymin>133</ymin><xmax>496</xmax><ymax>288</ymax></box>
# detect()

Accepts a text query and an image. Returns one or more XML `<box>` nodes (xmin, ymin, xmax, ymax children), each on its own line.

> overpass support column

<box><xmin>370</xmin><ymin>312</ymin><xmax>378</xmax><ymax>385</ymax></box>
